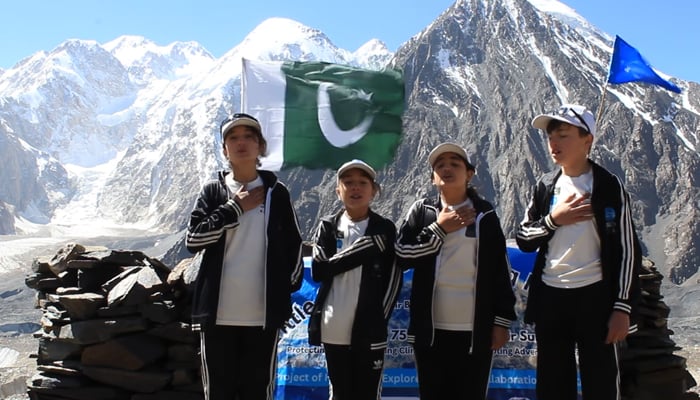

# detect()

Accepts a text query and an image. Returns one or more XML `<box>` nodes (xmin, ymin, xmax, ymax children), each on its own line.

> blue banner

<box><xmin>607</xmin><ymin>35</ymin><xmax>682</xmax><ymax>93</ymax></box>
<box><xmin>276</xmin><ymin>246</ymin><xmax>542</xmax><ymax>399</ymax></box>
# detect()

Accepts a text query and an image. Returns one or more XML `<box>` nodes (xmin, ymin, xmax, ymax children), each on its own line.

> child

<box><xmin>308</xmin><ymin>159</ymin><xmax>402</xmax><ymax>400</ymax></box>
<box><xmin>396</xmin><ymin>142</ymin><xmax>516</xmax><ymax>400</ymax></box>
<box><xmin>517</xmin><ymin>104</ymin><xmax>641</xmax><ymax>400</ymax></box>
<box><xmin>186</xmin><ymin>113</ymin><xmax>303</xmax><ymax>400</ymax></box>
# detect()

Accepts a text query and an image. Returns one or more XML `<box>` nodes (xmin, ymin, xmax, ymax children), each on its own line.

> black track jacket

<box><xmin>516</xmin><ymin>160</ymin><xmax>641</xmax><ymax>327</ymax></box>
<box><xmin>396</xmin><ymin>194</ymin><xmax>516</xmax><ymax>397</ymax></box>
<box><xmin>186</xmin><ymin>170</ymin><xmax>303</xmax><ymax>332</ymax></box>
<box><xmin>308</xmin><ymin>210</ymin><xmax>402</xmax><ymax>351</ymax></box>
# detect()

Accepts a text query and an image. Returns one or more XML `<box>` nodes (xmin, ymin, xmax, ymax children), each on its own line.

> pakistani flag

<box><xmin>241</xmin><ymin>58</ymin><xmax>405</xmax><ymax>171</ymax></box>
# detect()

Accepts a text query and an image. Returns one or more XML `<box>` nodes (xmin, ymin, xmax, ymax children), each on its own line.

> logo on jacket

<box><xmin>604</xmin><ymin>207</ymin><xmax>617</xmax><ymax>233</ymax></box>
<box><xmin>372</xmin><ymin>359</ymin><xmax>384</xmax><ymax>370</ymax></box>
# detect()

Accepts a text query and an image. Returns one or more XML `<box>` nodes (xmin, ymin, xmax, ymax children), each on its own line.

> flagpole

<box><xmin>595</xmin><ymin>81</ymin><xmax>608</xmax><ymax>131</ymax></box>
<box><xmin>241</xmin><ymin>58</ymin><xmax>248</xmax><ymax>112</ymax></box>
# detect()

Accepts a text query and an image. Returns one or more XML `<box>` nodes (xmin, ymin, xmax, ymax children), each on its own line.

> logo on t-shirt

<box><xmin>550</xmin><ymin>186</ymin><xmax>561</xmax><ymax>209</ymax></box>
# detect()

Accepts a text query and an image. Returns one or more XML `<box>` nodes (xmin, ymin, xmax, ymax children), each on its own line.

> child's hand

<box><xmin>491</xmin><ymin>326</ymin><xmax>510</xmax><ymax>350</ymax></box>
<box><xmin>606</xmin><ymin>310</ymin><xmax>630</xmax><ymax>344</ymax></box>
<box><xmin>550</xmin><ymin>193</ymin><xmax>593</xmax><ymax>226</ymax></box>
<box><xmin>234</xmin><ymin>185</ymin><xmax>265</xmax><ymax>212</ymax></box>
<box><xmin>437</xmin><ymin>205</ymin><xmax>475</xmax><ymax>233</ymax></box>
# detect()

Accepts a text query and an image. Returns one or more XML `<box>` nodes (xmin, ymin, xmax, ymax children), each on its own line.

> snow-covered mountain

<box><xmin>0</xmin><ymin>1</ymin><xmax>698</xmax><ymax>282</ymax></box>
<box><xmin>389</xmin><ymin>0</ymin><xmax>699</xmax><ymax>286</ymax></box>
<box><xmin>0</xmin><ymin>16</ymin><xmax>393</xmax><ymax>236</ymax></box>
<box><xmin>1</xmin><ymin>0</ymin><xmax>699</xmax><ymax>397</ymax></box>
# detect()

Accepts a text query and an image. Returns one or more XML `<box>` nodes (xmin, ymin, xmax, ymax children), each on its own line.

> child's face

<box><xmin>431</xmin><ymin>152</ymin><xmax>474</xmax><ymax>190</ymax></box>
<box><xmin>336</xmin><ymin>169</ymin><xmax>376</xmax><ymax>213</ymax></box>
<box><xmin>547</xmin><ymin>123</ymin><xmax>592</xmax><ymax>168</ymax></box>
<box><xmin>223</xmin><ymin>126</ymin><xmax>262</xmax><ymax>167</ymax></box>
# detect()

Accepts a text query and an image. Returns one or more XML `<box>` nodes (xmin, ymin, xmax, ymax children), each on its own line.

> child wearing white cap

<box><xmin>308</xmin><ymin>159</ymin><xmax>402</xmax><ymax>400</ymax></box>
<box><xmin>396</xmin><ymin>143</ymin><xmax>516</xmax><ymax>400</ymax></box>
<box><xmin>517</xmin><ymin>104</ymin><xmax>642</xmax><ymax>400</ymax></box>
<box><xmin>186</xmin><ymin>113</ymin><xmax>303</xmax><ymax>400</ymax></box>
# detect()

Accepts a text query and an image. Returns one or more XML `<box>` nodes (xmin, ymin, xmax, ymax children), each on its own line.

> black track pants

<box><xmin>534</xmin><ymin>282</ymin><xmax>621</xmax><ymax>400</ymax></box>
<box><xmin>323</xmin><ymin>343</ymin><xmax>385</xmax><ymax>400</ymax></box>
<box><xmin>199</xmin><ymin>325</ymin><xmax>279</xmax><ymax>400</ymax></box>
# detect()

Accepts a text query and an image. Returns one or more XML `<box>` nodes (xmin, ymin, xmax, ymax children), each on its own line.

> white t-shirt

<box><xmin>321</xmin><ymin>213</ymin><xmax>368</xmax><ymax>345</ymax></box>
<box><xmin>434</xmin><ymin>198</ymin><xmax>477</xmax><ymax>331</ymax></box>
<box><xmin>216</xmin><ymin>175</ymin><xmax>267</xmax><ymax>326</ymax></box>
<box><xmin>544</xmin><ymin>170</ymin><xmax>603</xmax><ymax>288</ymax></box>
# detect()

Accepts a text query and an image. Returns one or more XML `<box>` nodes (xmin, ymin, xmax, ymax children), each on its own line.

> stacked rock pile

<box><xmin>621</xmin><ymin>258</ymin><xmax>698</xmax><ymax>400</ymax></box>
<box><xmin>24</xmin><ymin>243</ymin><xmax>203</xmax><ymax>400</ymax></box>
<box><xmin>22</xmin><ymin>243</ymin><xmax>698</xmax><ymax>399</ymax></box>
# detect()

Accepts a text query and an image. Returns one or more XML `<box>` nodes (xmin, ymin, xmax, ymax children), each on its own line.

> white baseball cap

<box><xmin>220</xmin><ymin>113</ymin><xmax>262</xmax><ymax>141</ymax></box>
<box><xmin>428</xmin><ymin>142</ymin><xmax>475</xmax><ymax>170</ymax></box>
<box><xmin>336</xmin><ymin>159</ymin><xmax>377</xmax><ymax>180</ymax></box>
<box><xmin>531</xmin><ymin>104</ymin><xmax>596</xmax><ymax>135</ymax></box>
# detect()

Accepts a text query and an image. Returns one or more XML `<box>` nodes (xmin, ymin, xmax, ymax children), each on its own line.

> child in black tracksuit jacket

<box><xmin>396</xmin><ymin>143</ymin><xmax>516</xmax><ymax>400</ymax></box>
<box><xmin>186</xmin><ymin>113</ymin><xmax>303</xmax><ymax>400</ymax></box>
<box><xmin>517</xmin><ymin>104</ymin><xmax>641</xmax><ymax>400</ymax></box>
<box><xmin>308</xmin><ymin>160</ymin><xmax>402</xmax><ymax>400</ymax></box>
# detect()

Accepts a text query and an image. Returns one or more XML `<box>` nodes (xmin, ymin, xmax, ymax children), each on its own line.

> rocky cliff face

<box><xmin>0</xmin><ymin>125</ymin><xmax>73</xmax><ymax>233</ymax></box>
<box><xmin>379</xmin><ymin>0</ymin><xmax>700</xmax><ymax>283</ymax></box>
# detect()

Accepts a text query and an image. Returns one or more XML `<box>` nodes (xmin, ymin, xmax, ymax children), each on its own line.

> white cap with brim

<box><xmin>220</xmin><ymin>114</ymin><xmax>262</xmax><ymax>141</ymax></box>
<box><xmin>428</xmin><ymin>142</ymin><xmax>475</xmax><ymax>170</ymax></box>
<box><xmin>337</xmin><ymin>159</ymin><xmax>377</xmax><ymax>181</ymax></box>
<box><xmin>531</xmin><ymin>104</ymin><xmax>596</xmax><ymax>136</ymax></box>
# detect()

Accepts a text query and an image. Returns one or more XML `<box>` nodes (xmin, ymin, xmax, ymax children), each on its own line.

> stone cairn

<box><xmin>24</xmin><ymin>243</ymin><xmax>203</xmax><ymax>400</ymax></box>
<box><xmin>621</xmin><ymin>258</ymin><xmax>698</xmax><ymax>400</ymax></box>
<box><xmin>22</xmin><ymin>244</ymin><xmax>699</xmax><ymax>399</ymax></box>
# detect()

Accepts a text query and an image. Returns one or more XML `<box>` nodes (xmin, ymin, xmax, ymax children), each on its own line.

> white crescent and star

<box><xmin>317</xmin><ymin>82</ymin><xmax>374</xmax><ymax>148</ymax></box>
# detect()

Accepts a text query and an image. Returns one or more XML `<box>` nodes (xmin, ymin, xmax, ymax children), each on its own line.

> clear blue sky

<box><xmin>1</xmin><ymin>0</ymin><xmax>698</xmax><ymax>83</ymax></box>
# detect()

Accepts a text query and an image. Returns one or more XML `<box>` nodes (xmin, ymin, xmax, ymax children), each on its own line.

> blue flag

<box><xmin>607</xmin><ymin>35</ymin><xmax>681</xmax><ymax>93</ymax></box>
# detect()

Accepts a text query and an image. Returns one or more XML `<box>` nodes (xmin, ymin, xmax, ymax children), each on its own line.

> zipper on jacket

<box><xmin>262</xmin><ymin>182</ymin><xmax>274</xmax><ymax>329</ymax></box>
<box><xmin>469</xmin><ymin>210</ymin><xmax>488</xmax><ymax>354</ymax></box>
<box><xmin>430</xmin><ymin>251</ymin><xmax>441</xmax><ymax>347</ymax></box>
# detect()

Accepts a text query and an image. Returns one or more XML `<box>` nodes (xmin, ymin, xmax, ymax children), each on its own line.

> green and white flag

<box><xmin>241</xmin><ymin>58</ymin><xmax>405</xmax><ymax>171</ymax></box>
